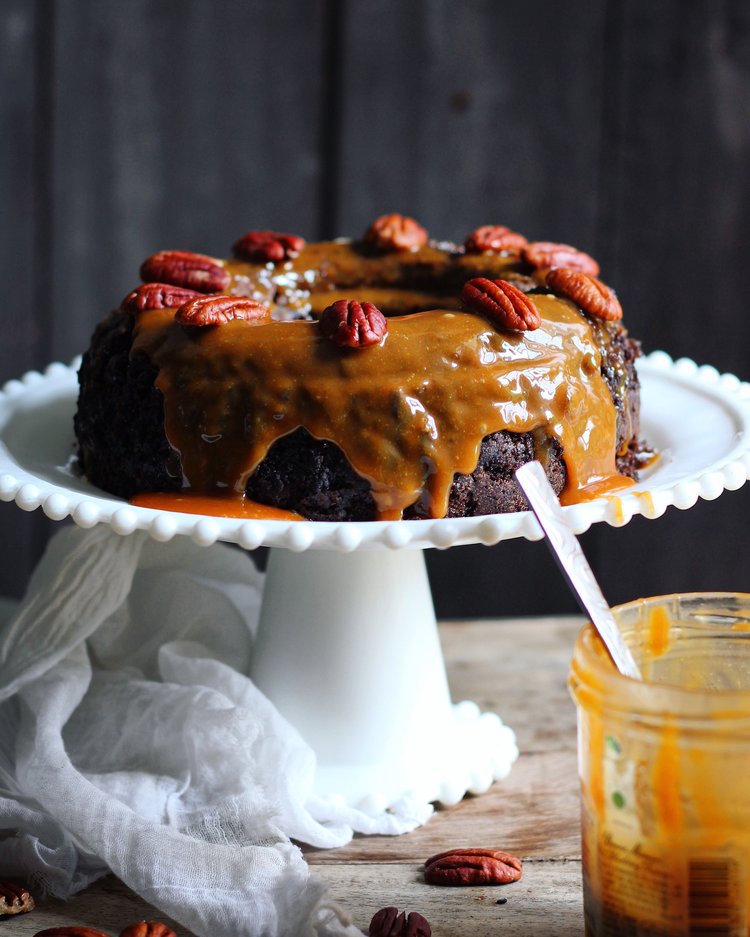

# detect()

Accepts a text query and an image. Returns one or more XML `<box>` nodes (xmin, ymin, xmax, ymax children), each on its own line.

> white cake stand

<box><xmin>1</xmin><ymin>352</ymin><xmax>749</xmax><ymax>811</ymax></box>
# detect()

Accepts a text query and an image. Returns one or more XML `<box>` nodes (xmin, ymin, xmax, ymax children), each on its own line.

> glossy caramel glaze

<box><xmin>222</xmin><ymin>239</ymin><xmax>525</xmax><ymax>318</ymax></box>
<box><xmin>131</xmin><ymin>491</ymin><xmax>303</xmax><ymax>520</ymax></box>
<box><xmin>131</xmin><ymin>293</ymin><xmax>626</xmax><ymax>519</ymax></box>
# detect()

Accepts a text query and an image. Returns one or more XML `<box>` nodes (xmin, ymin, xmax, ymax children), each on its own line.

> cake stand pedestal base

<box><xmin>250</xmin><ymin>547</ymin><xmax>518</xmax><ymax>810</ymax></box>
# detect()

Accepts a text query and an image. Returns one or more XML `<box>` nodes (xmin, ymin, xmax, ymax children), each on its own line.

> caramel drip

<box><xmin>131</xmin><ymin>294</ymin><xmax>626</xmax><ymax>519</ymax></box>
<box><xmin>646</xmin><ymin>605</ymin><xmax>671</xmax><ymax>658</ymax></box>
<box><xmin>131</xmin><ymin>492</ymin><xmax>302</xmax><ymax>520</ymax></box>
<box><xmin>564</xmin><ymin>475</ymin><xmax>635</xmax><ymax>506</ymax></box>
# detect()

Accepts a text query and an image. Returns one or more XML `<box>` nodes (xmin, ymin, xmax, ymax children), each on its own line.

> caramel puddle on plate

<box><xmin>131</xmin><ymin>492</ymin><xmax>303</xmax><ymax>521</ymax></box>
<box><xmin>561</xmin><ymin>474</ymin><xmax>635</xmax><ymax>508</ymax></box>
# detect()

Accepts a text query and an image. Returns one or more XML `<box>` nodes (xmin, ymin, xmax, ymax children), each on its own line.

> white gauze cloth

<box><xmin>0</xmin><ymin>524</ymin><xmax>434</xmax><ymax>937</ymax></box>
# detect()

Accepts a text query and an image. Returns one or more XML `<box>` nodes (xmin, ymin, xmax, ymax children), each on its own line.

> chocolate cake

<box><xmin>74</xmin><ymin>216</ymin><xmax>647</xmax><ymax>521</ymax></box>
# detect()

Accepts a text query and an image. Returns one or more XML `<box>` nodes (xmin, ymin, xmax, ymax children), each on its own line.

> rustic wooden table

<box><xmin>14</xmin><ymin>616</ymin><xmax>585</xmax><ymax>936</ymax></box>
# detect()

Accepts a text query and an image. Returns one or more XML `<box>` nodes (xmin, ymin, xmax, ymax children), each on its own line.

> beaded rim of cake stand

<box><xmin>0</xmin><ymin>351</ymin><xmax>749</xmax><ymax>551</ymax></box>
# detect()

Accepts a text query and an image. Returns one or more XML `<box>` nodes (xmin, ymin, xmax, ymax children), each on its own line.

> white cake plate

<box><xmin>1</xmin><ymin>352</ymin><xmax>749</xmax><ymax>810</ymax></box>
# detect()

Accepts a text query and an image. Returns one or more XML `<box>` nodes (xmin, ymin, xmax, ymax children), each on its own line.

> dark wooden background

<box><xmin>2</xmin><ymin>0</ymin><xmax>749</xmax><ymax>616</ymax></box>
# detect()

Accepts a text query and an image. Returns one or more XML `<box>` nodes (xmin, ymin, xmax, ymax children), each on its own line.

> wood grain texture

<box><xmin>590</xmin><ymin>0</ymin><xmax>750</xmax><ymax>607</ymax></box>
<box><xmin>314</xmin><ymin>860</ymin><xmax>584</xmax><ymax>937</ymax></box>
<box><xmin>0</xmin><ymin>0</ymin><xmax>749</xmax><ymax>611</ymax></box>
<box><xmin>332</xmin><ymin>0</ymin><xmax>606</xmax><ymax>247</ymax></box>
<box><xmin>49</xmin><ymin>0</ymin><xmax>329</xmax><ymax>365</ymax></box>
<box><xmin>8</xmin><ymin>617</ymin><xmax>585</xmax><ymax>937</ymax></box>
<box><xmin>0</xmin><ymin>1</ymin><xmax>52</xmax><ymax>598</ymax></box>
<box><xmin>597</xmin><ymin>0</ymin><xmax>750</xmax><ymax>377</ymax></box>
<box><xmin>1</xmin><ymin>0</ymin><xmax>42</xmax><ymax>378</ymax></box>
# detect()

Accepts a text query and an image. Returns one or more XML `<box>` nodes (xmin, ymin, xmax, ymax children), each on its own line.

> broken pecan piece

<box><xmin>522</xmin><ymin>241</ymin><xmax>600</xmax><ymax>276</ymax></box>
<box><xmin>0</xmin><ymin>880</ymin><xmax>34</xmax><ymax>915</ymax></box>
<box><xmin>369</xmin><ymin>906</ymin><xmax>431</xmax><ymax>937</ymax></box>
<box><xmin>233</xmin><ymin>229</ymin><xmax>306</xmax><ymax>263</ymax></box>
<box><xmin>461</xmin><ymin>277</ymin><xmax>541</xmax><ymax>331</ymax></box>
<box><xmin>364</xmin><ymin>214</ymin><xmax>428</xmax><ymax>252</ymax></box>
<box><xmin>464</xmin><ymin>225</ymin><xmax>528</xmax><ymax>254</ymax></box>
<box><xmin>546</xmin><ymin>268</ymin><xmax>622</xmax><ymax>321</ymax></box>
<box><xmin>121</xmin><ymin>282</ymin><xmax>203</xmax><ymax>314</ymax></box>
<box><xmin>32</xmin><ymin>928</ymin><xmax>110</xmax><ymax>937</ymax></box>
<box><xmin>424</xmin><ymin>847</ymin><xmax>523</xmax><ymax>886</ymax></box>
<box><xmin>120</xmin><ymin>922</ymin><xmax>177</xmax><ymax>937</ymax></box>
<box><xmin>139</xmin><ymin>250</ymin><xmax>230</xmax><ymax>293</ymax></box>
<box><xmin>319</xmin><ymin>299</ymin><xmax>388</xmax><ymax>348</ymax></box>
<box><xmin>175</xmin><ymin>294</ymin><xmax>271</xmax><ymax>327</ymax></box>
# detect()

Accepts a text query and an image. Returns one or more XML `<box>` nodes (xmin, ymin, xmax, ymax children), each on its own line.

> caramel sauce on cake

<box><xmin>131</xmin><ymin>293</ymin><xmax>630</xmax><ymax>520</ymax></box>
<box><xmin>223</xmin><ymin>240</ymin><xmax>521</xmax><ymax>318</ymax></box>
<box><xmin>131</xmin><ymin>491</ymin><xmax>303</xmax><ymax>520</ymax></box>
<box><xmin>76</xmin><ymin>220</ymin><xmax>644</xmax><ymax>521</ymax></box>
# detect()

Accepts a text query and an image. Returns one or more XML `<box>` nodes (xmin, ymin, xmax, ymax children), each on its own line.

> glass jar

<box><xmin>569</xmin><ymin>593</ymin><xmax>750</xmax><ymax>937</ymax></box>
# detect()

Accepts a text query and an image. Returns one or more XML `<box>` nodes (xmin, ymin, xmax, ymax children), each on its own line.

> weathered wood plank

<box><xmin>306</xmin><ymin>749</ymin><xmax>580</xmax><ymax>865</ymax></box>
<box><xmin>3</xmin><ymin>0</ymin><xmax>749</xmax><ymax>622</ymax></box>
<box><xmin>591</xmin><ymin>0</ymin><xmax>750</xmax><ymax>607</ymax></box>
<box><xmin>10</xmin><ymin>617</ymin><xmax>585</xmax><ymax>937</ymax></box>
<box><xmin>0</xmin><ymin>1</ymin><xmax>52</xmax><ymax>597</ymax></box>
<box><xmin>331</xmin><ymin>0</ymin><xmax>630</xmax><ymax>619</ymax></box>
<box><xmin>428</xmin><ymin>539</ymin><xmax>590</xmax><ymax>620</ymax></box>
<box><xmin>427</xmin><ymin>617</ymin><xmax>580</xmax><ymax>754</ymax></box>
<box><xmin>313</xmin><ymin>859</ymin><xmax>583</xmax><ymax>937</ymax></box>
<box><xmin>1</xmin><ymin>0</ymin><xmax>332</xmax><ymax>598</ymax></box>
<box><xmin>49</xmin><ymin>0</ymin><xmax>329</xmax><ymax>365</ymax></box>
<box><xmin>9</xmin><ymin>875</ymin><xmax>191</xmax><ymax>936</ymax></box>
<box><xmin>330</xmin><ymin>0</ymin><xmax>750</xmax><ymax>620</ymax></box>
<box><xmin>595</xmin><ymin>492</ymin><xmax>750</xmax><ymax>610</ymax></box>
<box><xmin>0</xmin><ymin>0</ymin><xmax>43</xmax><ymax>380</ymax></box>
<box><xmin>8</xmin><ymin>860</ymin><xmax>583</xmax><ymax>937</ymax></box>
<box><xmin>597</xmin><ymin>0</ymin><xmax>750</xmax><ymax>378</ymax></box>
<box><xmin>333</xmin><ymin>0</ymin><xmax>607</xmax><ymax>247</ymax></box>
<box><xmin>307</xmin><ymin>617</ymin><xmax>582</xmax><ymax>865</ymax></box>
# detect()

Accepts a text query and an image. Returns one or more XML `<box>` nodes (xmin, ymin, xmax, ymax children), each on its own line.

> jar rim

<box><xmin>570</xmin><ymin>591</ymin><xmax>750</xmax><ymax>719</ymax></box>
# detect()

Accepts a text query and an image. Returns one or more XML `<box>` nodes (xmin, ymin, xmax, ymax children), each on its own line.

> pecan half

<box><xmin>33</xmin><ymin>928</ymin><xmax>110</xmax><ymax>937</ymax></box>
<box><xmin>121</xmin><ymin>282</ymin><xmax>203</xmax><ymax>314</ymax></box>
<box><xmin>464</xmin><ymin>225</ymin><xmax>528</xmax><ymax>254</ymax></box>
<box><xmin>140</xmin><ymin>250</ymin><xmax>230</xmax><ymax>293</ymax></box>
<box><xmin>424</xmin><ymin>847</ymin><xmax>523</xmax><ymax>886</ymax></box>
<box><xmin>363</xmin><ymin>214</ymin><xmax>428</xmax><ymax>252</ymax></box>
<box><xmin>175</xmin><ymin>295</ymin><xmax>271</xmax><ymax>327</ymax></box>
<box><xmin>233</xmin><ymin>230</ymin><xmax>306</xmax><ymax>263</ymax></box>
<box><xmin>319</xmin><ymin>299</ymin><xmax>388</xmax><ymax>348</ymax></box>
<box><xmin>461</xmin><ymin>277</ymin><xmax>541</xmax><ymax>331</ymax></box>
<box><xmin>120</xmin><ymin>922</ymin><xmax>177</xmax><ymax>937</ymax></box>
<box><xmin>546</xmin><ymin>268</ymin><xmax>622</xmax><ymax>321</ymax></box>
<box><xmin>522</xmin><ymin>241</ymin><xmax>599</xmax><ymax>276</ymax></box>
<box><xmin>369</xmin><ymin>906</ymin><xmax>431</xmax><ymax>937</ymax></box>
<box><xmin>0</xmin><ymin>880</ymin><xmax>34</xmax><ymax>915</ymax></box>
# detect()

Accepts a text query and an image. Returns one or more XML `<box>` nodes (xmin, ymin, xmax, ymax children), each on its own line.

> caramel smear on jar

<box><xmin>131</xmin><ymin>294</ymin><xmax>629</xmax><ymax>519</ymax></box>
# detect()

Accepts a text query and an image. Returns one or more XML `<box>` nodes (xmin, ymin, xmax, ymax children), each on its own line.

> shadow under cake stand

<box><xmin>1</xmin><ymin>351</ymin><xmax>750</xmax><ymax>812</ymax></box>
